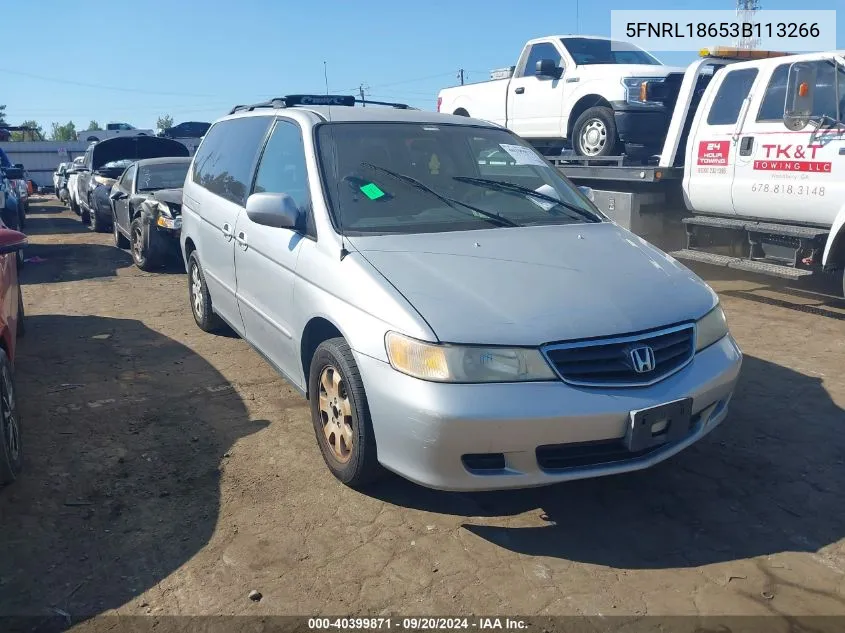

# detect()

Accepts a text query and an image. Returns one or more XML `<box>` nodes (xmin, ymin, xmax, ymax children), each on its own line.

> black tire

<box><xmin>113</xmin><ymin>213</ymin><xmax>130</xmax><ymax>248</ymax></box>
<box><xmin>572</xmin><ymin>106</ymin><xmax>619</xmax><ymax>157</ymax></box>
<box><xmin>308</xmin><ymin>337</ymin><xmax>381</xmax><ymax>488</ymax></box>
<box><xmin>0</xmin><ymin>348</ymin><xmax>22</xmax><ymax>485</ymax></box>
<box><xmin>187</xmin><ymin>251</ymin><xmax>224</xmax><ymax>333</ymax></box>
<box><xmin>80</xmin><ymin>204</ymin><xmax>90</xmax><ymax>225</ymax></box>
<box><xmin>70</xmin><ymin>198</ymin><xmax>80</xmax><ymax>216</ymax></box>
<box><xmin>17</xmin><ymin>203</ymin><xmax>25</xmax><ymax>230</ymax></box>
<box><xmin>16</xmin><ymin>286</ymin><xmax>25</xmax><ymax>338</ymax></box>
<box><xmin>16</xmin><ymin>249</ymin><xmax>24</xmax><ymax>272</ymax></box>
<box><xmin>130</xmin><ymin>217</ymin><xmax>159</xmax><ymax>270</ymax></box>
<box><xmin>89</xmin><ymin>206</ymin><xmax>109</xmax><ymax>233</ymax></box>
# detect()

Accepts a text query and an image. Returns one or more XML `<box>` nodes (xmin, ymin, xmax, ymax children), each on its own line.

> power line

<box><xmin>0</xmin><ymin>67</ymin><xmax>214</xmax><ymax>97</ymax></box>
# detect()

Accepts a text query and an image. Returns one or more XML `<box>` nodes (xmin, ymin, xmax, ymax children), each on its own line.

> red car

<box><xmin>0</xmin><ymin>225</ymin><xmax>26</xmax><ymax>484</ymax></box>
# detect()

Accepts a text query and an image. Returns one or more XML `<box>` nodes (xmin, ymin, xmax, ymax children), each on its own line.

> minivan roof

<box><xmin>222</xmin><ymin>106</ymin><xmax>499</xmax><ymax>128</ymax></box>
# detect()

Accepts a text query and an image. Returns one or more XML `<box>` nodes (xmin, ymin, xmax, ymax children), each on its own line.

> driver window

<box><xmin>122</xmin><ymin>166</ymin><xmax>136</xmax><ymax>192</ymax></box>
<box><xmin>519</xmin><ymin>43</ymin><xmax>561</xmax><ymax>78</ymax></box>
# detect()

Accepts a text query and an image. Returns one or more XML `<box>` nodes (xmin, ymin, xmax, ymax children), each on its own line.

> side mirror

<box><xmin>245</xmin><ymin>192</ymin><xmax>300</xmax><ymax>230</ymax></box>
<box><xmin>0</xmin><ymin>228</ymin><xmax>27</xmax><ymax>254</ymax></box>
<box><xmin>535</xmin><ymin>59</ymin><xmax>562</xmax><ymax>79</ymax></box>
<box><xmin>783</xmin><ymin>61</ymin><xmax>818</xmax><ymax>131</ymax></box>
<box><xmin>577</xmin><ymin>186</ymin><xmax>595</xmax><ymax>202</ymax></box>
<box><xmin>110</xmin><ymin>190</ymin><xmax>127</xmax><ymax>201</ymax></box>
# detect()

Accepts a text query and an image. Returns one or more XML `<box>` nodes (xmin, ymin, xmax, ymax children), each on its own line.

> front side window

<box><xmin>707</xmin><ymin>68</ymin><xmax>759</xmax><ymax>125</ymax></box>
<box><xmin>316</xmin><ymin>122</ymin><xmax>603</xmax><ymax>236</ymax></box>
<box><xmin>121</xmin><ymin>165</ymin><xmax>136</xmax><ymax>191</ymax></box>
<box><xmin>520</xmin><ymin>43</ymin><xmax>561</xmax><ymax>77</ymax></box>
<box><xmin>252</xmin><ymin>120</ymin><xmax>311</xmax><ymax>211</ymax></box>
<box><xmin>757</xmin><ymin>64</ymin><xmax>790</xmax><ymax>121</ymax></box>
<box><xmin>192</xmin><ymin>116</ymin><xmax>271</xmax><ymax>206</ymax></box>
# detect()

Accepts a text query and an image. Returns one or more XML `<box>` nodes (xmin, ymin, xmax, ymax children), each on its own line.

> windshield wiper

<box><xmin>360</xmin><ymin>162</ymin><xmax>520</xmax><ymax>228</ymax></box>
<box><xmin>453</xmin><ymin>176</ymin><xmax>601</xmax><ymax>223</ymax></box>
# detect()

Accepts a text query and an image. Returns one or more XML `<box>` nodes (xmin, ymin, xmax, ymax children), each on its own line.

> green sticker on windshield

<box><xmin>359</xmin><ymin>182</ymin><xmax>385</xmax><ymax>200</ymax></box>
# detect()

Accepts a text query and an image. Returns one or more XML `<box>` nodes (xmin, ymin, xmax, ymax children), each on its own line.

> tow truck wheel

<box><xmin>572</xmin><ymin>106</ymin><xmax>618</xmax><ymax>157</ymax></box>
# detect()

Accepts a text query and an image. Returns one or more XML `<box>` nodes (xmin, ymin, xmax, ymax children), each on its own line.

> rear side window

<box><xmin>706</xmin><ymin>68</ymin><xmax>758</xmax><ymax>125</ymax></box>
<box><xmin>191</xmin><ymin>116</ymin><xmax>271</xmax><ymax>206</ymax></box>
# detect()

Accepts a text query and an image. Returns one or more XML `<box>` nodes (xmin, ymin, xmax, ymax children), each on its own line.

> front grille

<box><xmin>542</xmin><ymin>324</ymin><xmax>695</xmax><ymax>387</ymax></box>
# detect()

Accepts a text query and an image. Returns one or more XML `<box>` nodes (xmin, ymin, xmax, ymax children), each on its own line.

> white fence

<box><xmin>1</xmin><ymin>141</ymin><xmax>90</xmax><ymax>189</ymax></box>
<box><xmin>1</xmin><ymin>138</ymin><xmax>201</xmax><ymax>189</ymax></box>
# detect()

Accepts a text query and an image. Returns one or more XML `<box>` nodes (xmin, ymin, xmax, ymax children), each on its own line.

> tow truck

<box><xmin>545</xmin><ymin>47</ymin><xmax>845</xmax><ymax>296</ymax></box>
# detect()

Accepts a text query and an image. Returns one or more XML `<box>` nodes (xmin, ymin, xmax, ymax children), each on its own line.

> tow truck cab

<box><xmin>556</xmin><ymin>48</ymin><xmax>845</xmax><ymax>296</ymax></box>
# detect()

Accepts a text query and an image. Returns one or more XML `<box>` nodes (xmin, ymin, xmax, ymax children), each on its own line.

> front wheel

<box><xmin>130</xmin><ymin>218</ymin><xmax>159</xmax><ymax>270</ymax></box>
<box><xmin>308</xmin><ymin>337</ymin><xmax>382</xmax><ymax>488</ymax></box>
<box><xmin>0</xmin><ymin>348</ymin><xmax>22</xmax><ymax>485</ymax></box>
<box><xmin>113</xmin><ymin>214</ymin><xmax>130</xmax><ymax>248</ymax></box>
<box><xmin>89</xmin><ymin>207</ymin><xmax>109</xmax><ymax>233</ymax></box>
<box><xmin>572</xmin><ymin>106</ymin><xmax>619</xmax><ymax>157</ymax></box>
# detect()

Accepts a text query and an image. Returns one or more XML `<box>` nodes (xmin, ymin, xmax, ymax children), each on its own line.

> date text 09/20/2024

<box><xmin>308</xmin><ymin>617</ymin><xmax>528</xmax><ymax>631</ymax></box>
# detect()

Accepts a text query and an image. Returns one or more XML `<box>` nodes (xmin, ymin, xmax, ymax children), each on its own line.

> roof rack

<box><xmin>229</xmin><ymin>94</ymin><xmax>415</xmax><ymax>115</ymax></box>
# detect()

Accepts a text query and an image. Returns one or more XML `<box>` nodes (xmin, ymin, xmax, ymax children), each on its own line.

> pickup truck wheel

<box><xmin>573</xmin><ymin>106</ymin><xmax>618</xmax><ymax>157</ymax></box>
<box><xmin>0</xmin><ymin>348</ymin><xmax>22</xmax><ymax>485</ymax></box>
<box><xmin>309</xmin><ymin>337</ymin><xmax>381</xmax><ymax>489</ymax></box>
<box><xmin>187</xmin><ymin>251</ymin><xmax>224</xmax><ymax>333</ymax></box>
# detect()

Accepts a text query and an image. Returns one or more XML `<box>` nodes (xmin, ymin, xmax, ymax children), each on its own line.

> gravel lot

<box><xmin>1</xmin><ymin>198</ymin><xmax>843</xmax><ymax>628</ymax></box>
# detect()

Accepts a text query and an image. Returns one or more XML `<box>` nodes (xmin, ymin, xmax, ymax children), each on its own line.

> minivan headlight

<box><xmin>385</xmin><ymin>331</ymin><xmax>557</xmax><ymax>383</ymax></box>
<box><xmin>695</xmin><ymin>304</ymin><xmax>728</xmax><ymax>352</ymax></box>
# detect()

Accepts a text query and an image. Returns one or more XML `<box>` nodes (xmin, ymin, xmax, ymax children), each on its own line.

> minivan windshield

<box><xmin>316</xmin><ymin>123</ymin><xmax>603</xmax><ymax>235</ymax></box>
<box><xmin>561</xmin><ymin>38</ymin><xmax>662</xmax><ymax>66</ymax></box>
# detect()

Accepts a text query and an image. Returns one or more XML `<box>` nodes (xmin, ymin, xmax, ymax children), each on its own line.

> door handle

<box><xmin>739</xmin><ymin>136</ymin><xmax>754</xmax><ymax>156</ymax></box>
<box><xmin>235</xmin><ymin>231</ymin><xmax>248</xmax><ymax>250</ymax></box>
<box><xmin>515</xmin><ymin>87</ymin><xmax>525</xmax><ymax>94</ymax></box>
<box><xmin>222</xmin><ymin>222</ymin><xmax>233</xmax><ymax>241</ymax></box>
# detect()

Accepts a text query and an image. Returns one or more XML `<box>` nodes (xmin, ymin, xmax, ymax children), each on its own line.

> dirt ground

<box><xmin>1</xmin><ymin>198</ymin><xmax>844</xmax><ymax>629</ymax></box>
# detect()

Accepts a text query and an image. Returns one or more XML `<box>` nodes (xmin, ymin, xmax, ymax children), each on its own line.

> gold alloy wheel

<box><xmin>318</xmin><ymin>365</ymin><xmax>353</xmax><ymax>463</ymax></box>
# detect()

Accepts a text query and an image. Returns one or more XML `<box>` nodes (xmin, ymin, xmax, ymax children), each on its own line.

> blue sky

<box><xmin>4</xmin><ymin>0</ymin><xmax>841</xmax><ymax>133</ymax></box>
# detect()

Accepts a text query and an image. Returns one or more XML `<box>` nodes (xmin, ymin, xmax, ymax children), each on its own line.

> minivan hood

<box><xmin>92</xmin><ymin>137</ymin><xmax>189</xmax><ymax>170</ymax></box>
<box><xmin>350</xmin><ymin>223</ymin><xmax>716</xmax><ymax>346</ymax></box>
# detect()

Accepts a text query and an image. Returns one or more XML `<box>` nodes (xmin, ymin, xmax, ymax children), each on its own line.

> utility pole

<box><xmin>359</xmin><ymin>83</ymin><xmax>369</xmax><ymax>107</ymax></box>
<box><xmin>457</xmin><ymin>69</ymin><xmax>465</xmax><ymax>85</ymax></box>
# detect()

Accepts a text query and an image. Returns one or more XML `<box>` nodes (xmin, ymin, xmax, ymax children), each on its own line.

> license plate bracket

<box><xmin>626</xmin><ymin>398</ymin><xmax>693</xmax><ymax>453</ymax></box>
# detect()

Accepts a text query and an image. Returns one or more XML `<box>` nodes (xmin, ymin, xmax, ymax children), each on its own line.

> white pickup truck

<box><xmin>78</xmin><ymin>122</ymin><xmax>155</xmax><ymax>143</ymax></box>
<box><xmin>437</xmin><ymin>35</ymin><xmax>685</xmax><ymax>157</ymax></box>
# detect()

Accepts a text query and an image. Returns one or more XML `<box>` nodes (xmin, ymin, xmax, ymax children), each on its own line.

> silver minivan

<box><xmin>180</xmin><ymin>95</ymin><xmax>742</xmax><ymax>491</ymax></box>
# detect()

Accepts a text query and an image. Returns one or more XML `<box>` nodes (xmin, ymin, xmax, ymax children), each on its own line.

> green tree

<box><xmin>11</xmin><ymin>120</ymin><xmax>44</xmax><ymax>141</ymax></box>
<box><xmin>0</xmin><ymin>105</ymin><xmax>6</xmax><ymax>125</ymax></box>
<box><xmin>86</xmin><ymin>120</ymin><xmax>101</xmax><ymax>131</ymax></box>
<box><xmin>50</xmin><ymin>121</ymin><xmax>78</xmax><ymax>142</ymax></box>
<box><xmin>156</xmin><ymin>114</ymin><xmax>174</xmax><ymax>131</ymax></box>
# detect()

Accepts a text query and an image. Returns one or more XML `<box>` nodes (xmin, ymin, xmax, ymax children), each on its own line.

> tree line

<box><xmin>0</xmin><ymin>106</ymin><xmax>175</xmax><ymax>141</ymax></box>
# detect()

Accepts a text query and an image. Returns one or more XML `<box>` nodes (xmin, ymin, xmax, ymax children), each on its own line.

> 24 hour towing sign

<box><xmin>753</xmin><ymin>144</ymin><xmax>832</xmax><ymax>173</ymax></box>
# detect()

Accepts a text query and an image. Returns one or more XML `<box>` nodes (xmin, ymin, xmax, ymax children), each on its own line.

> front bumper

<box><xmin>358</xmin><ymin>334</ymin><xmax>742</xmax><ymax>491</ymax></box>
<box><xmin>610</xmin><ymin>101</ymin><xmax>672</xmax><ymax>148</ymax></box>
